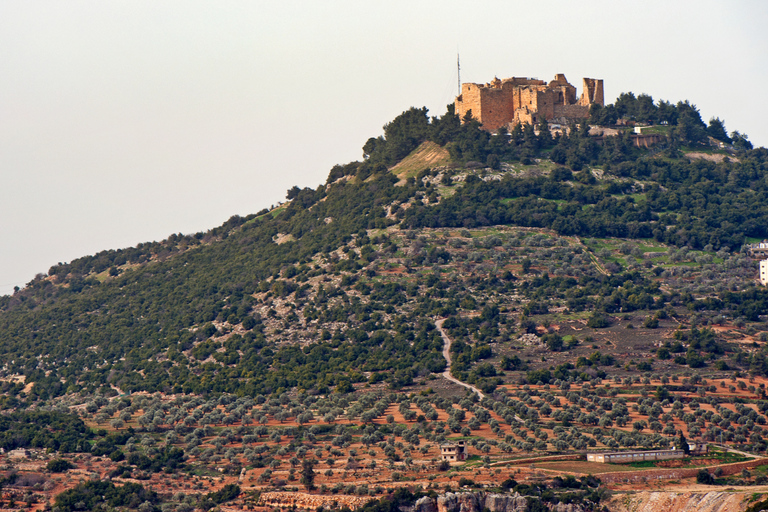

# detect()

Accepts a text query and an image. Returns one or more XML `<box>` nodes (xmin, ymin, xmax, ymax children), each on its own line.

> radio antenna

<box><xmin>457</xmin><ymin>52</ymin><xmax>461</xmax><ymax>96</ymax></box>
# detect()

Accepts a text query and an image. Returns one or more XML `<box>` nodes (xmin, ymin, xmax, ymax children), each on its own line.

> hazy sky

<box><xmin>1</xmin><ymin>1</ymin><xmax>767</xmax><ymax>295</ymax></box>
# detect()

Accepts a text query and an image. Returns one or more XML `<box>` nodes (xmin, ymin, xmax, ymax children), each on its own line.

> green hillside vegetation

<box><xmin>0</xmin><ymin>92</ymin><xmax>766</xmax><ymax>409</ymax></box>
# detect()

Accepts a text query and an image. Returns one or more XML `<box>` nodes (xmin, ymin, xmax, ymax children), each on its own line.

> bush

<box><xmin>501</xmin><ymin>478</ymin><xmax>518</xmax><ymax>489</ymax></box>
<box><xmin>587</xmin><ymin>313</ymin><xmax>611</xmax><ymax>329</ymax></box>
<box><xmin>696</xmin><ymin>469</ymin><xmax>715</xmax><ymax>485</ymax></box>
<box><xmin>458</xmin><ymin>477</ymin><xmax>476</xmax><ymax>487</ymax></box>
<box><xmin>643</xmin><ymin>316</ymin><xmax>659</xmax><ymax>329</ymax></box>
<box><xmin>46</xmin><ymin>459</ymin><xmax>74</xmax><ymax>473</ymax></box>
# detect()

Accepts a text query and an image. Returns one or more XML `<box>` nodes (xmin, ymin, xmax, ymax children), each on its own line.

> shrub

<box><xmin>696</xmin><ymin>469</ymin><xmax>715</xmax><ymax>485</ymax></box>
<box><xmin>47</xmin><ymin>459</ymin><xmax>74</xmax><ymax>473</ymax></box>
<box><xmin>587</xmin><ymin>313</ymin><xmax>611</xmax><ymax>329</ymax></box>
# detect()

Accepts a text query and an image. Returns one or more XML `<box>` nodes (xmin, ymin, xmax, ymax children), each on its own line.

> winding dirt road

<box><xmin>435</xmin><ymin>318</ymin><xmax>526</xmax><ymax>425</ymax></box>
<box><xmin>435</xmin><ymin>318</ymin><xmax>486</xmax><ymax>399</ymax></box>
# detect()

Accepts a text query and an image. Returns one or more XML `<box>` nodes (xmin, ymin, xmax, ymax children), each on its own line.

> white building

<box><xmin>587</xmin><ymin>444</ymin><xmax>708</xmax><ymax>464</ymax></box>
<box><xmin>587</xmin><ymin>449</ymin><xmax>684</xmax><ymax>463</ymax></box>
<box><xmin>440</xmin><ymin>441</ymin><xmax>467</xmax><ymax>462</ymax></box>
<box><xmin>761</xmin><ymin>259</ymin><xmax>768</xmax><ymax>286</ymax></box>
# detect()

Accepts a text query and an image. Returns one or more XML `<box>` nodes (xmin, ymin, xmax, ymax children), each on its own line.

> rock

<box><xmin>414</xmin><ymin>496</ymin><xmax>437</xmax><ymax>512</ymax></box>
<box><xmin>439</xmin><ymin>492</ymin><xmax>576</xmax><ymax>512</ymax></box>
<box><xmin>457</xmin><ymin>493</ymin><xmax>481</xmax><ymax>512</ymax></box>
<box><xmin>437</xmin><ymin>492</ymin><xmax>458</xmax><ymax>512</ymax></box>
<box><xmin>607</xmin><ymin>491</ymin><xmax>750</xmax><ymax>512</ymax></box>
<box><xmin>482</xmin><ymin>493</ymin><xmax>528</xmax><ymax>512</ymax></box>
<box><xmin>552</xmin><ymin>503</ymin><xmax>584</xmax><ymax>512</ymax></box>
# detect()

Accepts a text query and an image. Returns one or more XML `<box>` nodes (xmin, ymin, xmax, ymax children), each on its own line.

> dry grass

<box><xmin>391</xmin><ymin>141</ymin><xmax>451</xmax><ymax>180</ymax></box>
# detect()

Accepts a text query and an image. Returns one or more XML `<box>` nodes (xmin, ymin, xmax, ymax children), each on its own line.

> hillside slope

<box><xmin>1</xmin><ymin>97</ymin><xmax>768</xmax><ymax>402</ymax></box>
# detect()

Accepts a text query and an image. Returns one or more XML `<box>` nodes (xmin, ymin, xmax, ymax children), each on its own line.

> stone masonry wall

<box><xmin>258</xmin><ymin>491</ymin><xmax>370</xmax><ymax>510</ymax></box>
<box><xmin>579</xmin><ymin>78</ymin><xmax>604</xmax><ymax>106</ymax></box>
<box><xmin>455</xmin><ymin>73</ymin><xmax>602</xmax><ymax>132</ymax></box>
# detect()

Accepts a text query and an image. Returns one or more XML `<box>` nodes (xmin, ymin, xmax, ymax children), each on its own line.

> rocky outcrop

<box><xmin>484</xmin><ymin>493</ymin><xmax>529</xmax><ymax>512</ymax></box>
<box><xmin>435</xmin><ymin>492</ymin><xmax>561</xmax><ymax>512</ymax></box>
<box><xmin>414</xmin><ymin>496</ymin><xmax>438</xmax><ymax>512</ymax></box>
<box><xmin>400</xmin><ymin>496</ymin><xmax>439</xmax><ymax>512</ymax></box>
<box><xmin>606</xmin><ymin>492</ymin><xmax>750</xmax><ymax>512</ymax></box>
<box><xmin>261</xmin><ymin>490</ymin><xmax>584</xmax><ymax>512</ymax></box>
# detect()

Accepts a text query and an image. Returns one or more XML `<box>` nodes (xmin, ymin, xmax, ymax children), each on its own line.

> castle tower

<box><xmin>579</xmin><ymin>78</ymin><xmax>604</xmax><ymax>106</ymax></box>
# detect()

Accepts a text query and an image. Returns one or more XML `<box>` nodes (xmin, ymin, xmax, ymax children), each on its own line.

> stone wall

<box><xmin>594</xmin><ymin>457</ymin><xmax>767</xmax><ymax>484</ymax></box>
<box><xmin>631</xmin><ymin>133</ymin><xmax>664</xmax><ymax>148</ymax></box>
<box><xmin>455</xmin><ymin>74</ymin><xmax>601</xmax><ymax>132</ymax></box>
<box><xmin>258</xmin><ymin>491</ymin><xmax>371</xmax><ymax>510</ymax></box>
<box><xmin>578</xmin><ymin>78</ymin><xmax>604</xmax><ymax>107</ymax></box>
<box><xmin>552</xmin><ymin>104</ymin><xmax>590</xmax><ymax>121</ymax></box>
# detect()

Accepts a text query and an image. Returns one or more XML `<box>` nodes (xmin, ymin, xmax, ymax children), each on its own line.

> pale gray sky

<box><xmin>1</xmin><ymin>1</ymin><xmax>766</xmax><ymax>295</ymax></box>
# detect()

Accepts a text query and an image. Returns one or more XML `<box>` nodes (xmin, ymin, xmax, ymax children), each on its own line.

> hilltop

<box><xmin>1</xmin><ymin>93</ymin><xmax>768</xmax><ymax>511</ymax></box>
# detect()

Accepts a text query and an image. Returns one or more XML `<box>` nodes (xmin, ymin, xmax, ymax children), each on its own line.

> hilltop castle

<box><xmin>455</xmin><ymin>73</ymin><xmax>604</xmax><ymax>132</ymax></box>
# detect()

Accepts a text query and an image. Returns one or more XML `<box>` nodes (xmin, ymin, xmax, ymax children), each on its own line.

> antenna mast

<box><xmin>457</xmin><ymin>53</ymin><xmax>461</xmax><ymax>96</ymax></box>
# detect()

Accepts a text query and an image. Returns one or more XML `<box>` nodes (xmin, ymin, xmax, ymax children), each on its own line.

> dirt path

<box><xmin>435</xmin><ymin>318</ymin><xmax>486</xmax><ymax>399</ymax></box>
<box><xmin>710</xmin><ymin>444</ymin><xmax>762</xmax><ymax>459</ymax></box>
<box><xmin>564</xmin><ymin>236</ymin><xmax>609</xmax><ymax>276</ymax></box>
<box><xmin>435</xmin><ymin>318</ymin><xmax>526</xmax><ymax>424</ymax></box>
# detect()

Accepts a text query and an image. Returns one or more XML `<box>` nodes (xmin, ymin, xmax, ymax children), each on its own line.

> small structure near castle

<box><xmin>747</xmin><ymin>240</ymin><xmax>768</xmax><ymax>258</ymax></box>
<box><xmin>760</xmin><ymin>259</ymin><xmax>768</xmax><ymax>286</ymax></box>
<box><xmin>455</xmin><ymin>73</ymin><xmax>604</xmax><ymax>132</ymax></box>
<box><xmin>440</xmin><ymin>441</ymin><xmax>467</xmax><ymax>462</ymax></box>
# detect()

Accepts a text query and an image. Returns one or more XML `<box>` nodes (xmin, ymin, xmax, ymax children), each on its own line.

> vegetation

<box><xmin>54</xmin><ymin>481</ymin><xmax>159</xmax><ymax>512</ymax></box>
<box><xmin>0</xmin><ymin>91</ymin><xmax>766</xmax><ymax>508</ymax></box>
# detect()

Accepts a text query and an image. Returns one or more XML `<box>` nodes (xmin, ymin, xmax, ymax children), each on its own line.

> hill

<box><xmin>1</xmin><ymin>97</ymin><xmax>767</xmax><ymax>399</ymax></box>
<box><xmin>1</xmin><ymin>92</ymin><xmax>768</xmax><ymax>510</ymax></box>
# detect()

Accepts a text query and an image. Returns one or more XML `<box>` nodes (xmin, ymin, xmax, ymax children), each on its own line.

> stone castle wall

<box><xmin>455</xmin><ymin>73</ymin><xmax>603</xmax><ymax>132</ymax></box>
<box><xmin>553</xmin><ymin>104</ymin><xmax>591</xmax><ymax>121</ymax></box>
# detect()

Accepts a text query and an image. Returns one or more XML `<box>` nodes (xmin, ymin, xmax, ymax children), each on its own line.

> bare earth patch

<box><xmin>391</xmin><ymin>141</ymin><xmax>451</xmax><ymax>181</ymax></box>
<box><xmin>685</xmin><ymin>151</ymin><xmax>738</xmax><ymax>163</ymax></box>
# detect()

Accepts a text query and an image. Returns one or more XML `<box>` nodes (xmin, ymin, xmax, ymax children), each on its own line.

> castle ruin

<box><xmin>455</xmin><ymin>73</ymin><xmax>604</xmax><ymax>132</ymax></box>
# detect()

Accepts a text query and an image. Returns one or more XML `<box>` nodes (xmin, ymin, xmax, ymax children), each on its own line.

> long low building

<box><xmin>587</xmin><ymin>449</ymin><xmax>685</xmax><ymax>463</ymax></box>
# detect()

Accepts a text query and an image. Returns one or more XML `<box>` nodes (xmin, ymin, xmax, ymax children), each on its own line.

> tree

<box><xmin>47</xmin><ymin>459</ymin><xmax>74</xmax><ymax>473</ymax></box>
<box><xmin>537</xmin><ymin>118</ymin><xmax>552</xmax><ymax>148</ymax></box>
<box><xmin>676</xmin><ymin>101</ymin><xmax>707</xmax><ymax>143</ymax></box>
<box><xmin>731</xmin><ymin>131</ymin><xmax>753</xmax><ymax>151</ymax></box>
<box><xmin>587</xmin><ymin>313</ymin><xmax>610</xmax><ymax>329</ymax></box>
<box><xmin>677</xmin><ymin>431</ymin><xmax>690</xmax><ymax>455</ymax></box>
<box><xmin>286</xmin><ymin>186</ymin><xmax>301</xmax><ymax>200</ymax></box>
<box><xmin>543</xmin><ymin>334</ymin><xmax>563</xmax><ymax>352</ymax></box>
<box><xmin>300</xmin><ymin>459</ymin><xmax>316</xmax><ymax>491</ymax></box>
<box><xmin>707</xmin><ymin>117</ymin><xmax>730</xmax><ymax>143</ymax></box>
<box><xmin>696</xmin><ymin>468</ymin><xmax>714</xmax><ymax>484</ymax></box>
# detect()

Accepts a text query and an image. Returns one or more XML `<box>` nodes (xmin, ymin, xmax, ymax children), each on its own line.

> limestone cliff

<box><xmin>606</xmin><ymin>491</ymin><xmax>752</xmax><ymax>512</ymax></box>
<box><xmin>401</xmin><ymin>492</ymin><xmax>585</xmax><ymax>512</ymax></box>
